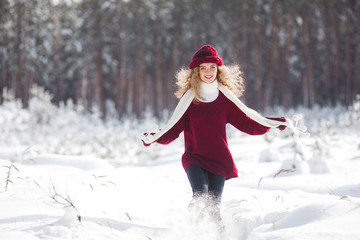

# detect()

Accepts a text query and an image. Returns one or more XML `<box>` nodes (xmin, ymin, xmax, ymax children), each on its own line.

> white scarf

<box><xmin>141</xmin><ymin>83</ymin><xmax>303</xmax><ymax>144</ymax></box>
<box><xmin>199</xmin><ymin>80</ymin><xmax>219</xmax><ymax>102</ymax></box>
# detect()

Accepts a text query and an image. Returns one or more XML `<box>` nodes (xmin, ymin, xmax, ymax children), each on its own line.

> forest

<box><xmin>1</xmin><ymin>0</ymin><xmax>359</xmax><ymax>118</ymax></box>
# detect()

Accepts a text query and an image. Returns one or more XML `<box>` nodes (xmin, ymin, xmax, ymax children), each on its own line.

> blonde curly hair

<box><xmin>175</xmin><ymin>64</ymin><xmax>245</xmax><ymax>101</ymax></box>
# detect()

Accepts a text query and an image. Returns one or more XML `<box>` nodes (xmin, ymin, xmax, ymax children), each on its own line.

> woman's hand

<box><xmin>141</xmin><ymin>132</ymin><xmax>156</xmax><ymax>147</ymax></box>
<box><xmin>142</xmin><ymin>132</ymin><xmax>163</xmax><ymax>147</ymax></box>
<box><xmin>266</xmin><ymin>117</ymin><xmax>286</xmax><ymax>131</ymax></box>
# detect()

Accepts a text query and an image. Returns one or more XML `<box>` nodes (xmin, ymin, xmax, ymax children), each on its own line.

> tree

<box><xmin>1</xmin><ymin>0</ymin><xmax>359</xmax><ymax>117</ymax></box>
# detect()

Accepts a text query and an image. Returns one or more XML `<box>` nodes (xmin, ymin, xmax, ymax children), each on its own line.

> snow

<box><xmin>0</xmin><ymin>89</ymin><xmax>360</xmax><ymax>239</ymax></box>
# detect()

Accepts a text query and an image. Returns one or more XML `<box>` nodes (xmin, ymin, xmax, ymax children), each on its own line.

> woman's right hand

<box><xmin>141</xmin><ymin>132</ymin><xmax>156</xmax><ymax>147</ymax></box>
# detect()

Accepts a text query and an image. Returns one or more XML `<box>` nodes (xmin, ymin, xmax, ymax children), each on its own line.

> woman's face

<box><xmin>199</xmin><ymin>63</ymin><xmax>218</xmax><ymax>84</ymax></box>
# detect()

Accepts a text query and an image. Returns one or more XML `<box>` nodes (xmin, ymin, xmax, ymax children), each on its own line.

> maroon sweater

<box><xmin>157</xmin><ymin>92</ymin><xmax>270</xmax><ymax>179</ymax></box>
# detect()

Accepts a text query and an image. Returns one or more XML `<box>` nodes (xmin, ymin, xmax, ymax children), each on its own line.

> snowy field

<box><xmin>0</xmin><ymin>88</ymin><xmax>360</xmax><ymax>240</ymax></box>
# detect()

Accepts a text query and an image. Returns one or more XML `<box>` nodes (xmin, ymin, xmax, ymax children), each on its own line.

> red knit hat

<box><xmin>189</xmin><ymin>45</ymin><xmax>224</xmax><ymax>69</ymax></box>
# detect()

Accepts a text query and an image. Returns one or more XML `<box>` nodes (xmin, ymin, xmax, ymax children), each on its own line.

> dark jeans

<box><xmin>186</xmin><ymin>164</ymin><xmax>226</xmax><ymax>203</ymax></box>
<box><xmin>186</xmin><ymin>164</ymin><xmax>226</xmax><ymax>222</ymax></box>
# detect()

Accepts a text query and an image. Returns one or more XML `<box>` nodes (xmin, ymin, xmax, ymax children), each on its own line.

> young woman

<box><xmin>141</xmin><ymin>45</ymin><xmax>290</xmax><ymax>223</ymax></box>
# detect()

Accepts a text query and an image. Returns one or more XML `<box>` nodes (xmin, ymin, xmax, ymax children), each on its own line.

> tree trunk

<box><xmin>154</xmin><ymin>18</ymin><xmax>163</xmax><ymax>117</ymax></box>
<box><xmin>168</xmin><ymin>1</ymin><xmax>183</xmax><ymax>111</ymax></box>
<box><xmin>83</xmin><ymin>0</ymin><xmax>95</xmax><ymax>112</ymax></box>
<box><xmin>251</xmin><ymin>3</ymin><xmax>262</xmax><ymax>109</ymax></box>
<box><xmin>209</xmin><ymin>0</ymin><xmax>218</xmax><ymax>45</ymax></box>
<box><xmin>355</xmin><ymin>0</ymin><xmax>360</xmax><ymax>98</ymax></box>
<box><xmin>22</xmin><ymin>1</ymin><xmax>30</xmax><ymax>108</ymax></box>
<box><xmin>233</xmin><ymin>2</ymin><xmax>241</xmax><ymax>65</ymax></box>
<box><xmin>345</xmin><ymin>0</ymin><xmax>354</xmax><ymax>105</ymax></box>
<box><xmin>333</xmin><ymin>9</ymin><xmax>341</xmax><ymax>104</ymax></box>
<box><xmin>302</xmin><ymin>9</ymin><xmax>315</xmax><ymax>108</ymax></box>
<box><xmin>323</xmin><ymin>1</ymin><xmax>333</xmax><ymax>105</ymax></box>
<box><xmin>134</xmin><ymin>9</ymin><xmax>145</xmax><ymax>117</ymax></box>
<box><xmin>115</xmin><ymin>2</ymin><xmax>128</xmax><ymax>117</ymax></box>
<box><xmin>52</xmin><ymin>13</ymin><xmax>62</xmax><ymax>105</ymax></box>
<box><xmin>264</xmin><ymin>1</ymin><xmax>279</xmax><ymax>109</ymax></box>
<box><xmin>0</xmin><ymin>1</ymin><xmax>9</xmax><ymax>98</ymax></box>
<box><xmin>281</xmin><ymin>7</ymin><xmax>293</xmax><ymax>108</ymax></box>
<box><xmin>95</xmin><ymin>36</ymin><xmax>105</xmax><ymax>118</ymax></box>
<box><xmin>15</xmin><ymin>0</ymin><xmax>24</xmax><ymax>103</ymax></box>
<box><xmin>92</xmin><ymin>1</ymin><xmax>105</xmax><ymax>118</ymax></box>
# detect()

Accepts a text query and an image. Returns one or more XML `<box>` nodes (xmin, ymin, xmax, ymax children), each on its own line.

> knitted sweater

<box><xmin>156</xmin><ymin>91</ymin><xmax>270</xmax><ymax>179</ymax></box>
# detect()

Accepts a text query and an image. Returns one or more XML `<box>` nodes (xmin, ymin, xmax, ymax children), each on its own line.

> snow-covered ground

<box><xmin>0</xmin><ymin>88</ymin><xmax>359</xmax><ymax>239</ymax></box>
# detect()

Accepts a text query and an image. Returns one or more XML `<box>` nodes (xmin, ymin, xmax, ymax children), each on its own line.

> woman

<box><xmin>141</xmin><ymin>45</ymin><xmax>289</xmax><ymax>223</ymax></box>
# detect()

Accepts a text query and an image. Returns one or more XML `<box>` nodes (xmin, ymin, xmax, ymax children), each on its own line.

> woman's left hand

<box><xmin>266</xmin><ymin>117</ymin><xmax>286</xmax><ymax>131</ymax></box>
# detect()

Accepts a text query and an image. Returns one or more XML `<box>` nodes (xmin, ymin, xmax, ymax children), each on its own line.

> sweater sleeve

<box><xmin>227</xmin><ymin>101</ymin><xmax>270</xmax><ymax>135</ymax></box>
<box><xmin>156</xmin><ymin>112</ymin><xmax>187</xmax><ymax>145</ymax></box>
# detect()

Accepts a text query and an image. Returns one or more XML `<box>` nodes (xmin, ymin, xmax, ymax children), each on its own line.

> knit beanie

<box><xmin>189</xmin><ymin>45</ymin><xmax>224</xmax><ymax>69</ymax></box>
